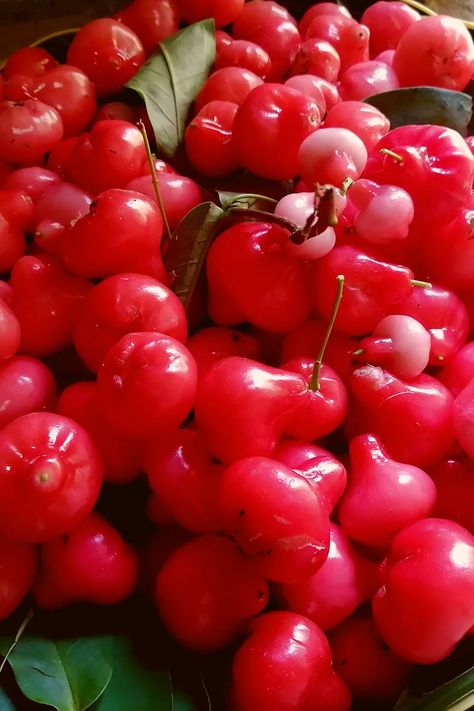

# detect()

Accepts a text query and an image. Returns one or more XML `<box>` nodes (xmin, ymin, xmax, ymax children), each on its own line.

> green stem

<box><xmin>138</xmin><ymin>119</ymin><xmax>172</xmax><ymax>245</ymax></box>
<box><xmin>380</xmin><ymin>148</ymin><xmax>403</xmax><ymax>163</ymax></box>
<box><xmin>309</xmin><ymin>274</ymin><xmax>345</xmax><ymax>391</ymax></box>
<box><xmin>410</xmin><ymin>278</ymin><xmax>432</xmax><ymax>289</ymax></box>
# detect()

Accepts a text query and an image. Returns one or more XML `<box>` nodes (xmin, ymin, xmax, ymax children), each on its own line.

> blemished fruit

<box><xmin>2</xmin><ymin>1</ymin><xmax>474</xmax><ymax>709</ymax></box>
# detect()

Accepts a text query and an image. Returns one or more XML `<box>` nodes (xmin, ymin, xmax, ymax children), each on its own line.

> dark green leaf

<box><xmin>395</xmin><ymin>665</ymin><xmax>474</xmax><ymax>710</ymax></box>
<box><xmin>165</xmin><ymin>201</ymin><xmax>224</xmax><ymax>308</ymax></box>
<box><xmin>0</xmin><ymin>636</ymin><xmax>113</xmax><ymax>711</ymax></box>
<box><xmin>126</xmin><ymin>20</ymin><xmax>216</xmax><ymax>158</ymax></box>
<box><xmin>0</xmin><ymin>686</ymin><xmax>16</xmax><ymax>710</ymax></box>
<box><xmin>92</xmin><ymin>637</ymin><xmax>195</xmax><ymax>711</ymax></box>
<box><xmin>217</xmin><ymin>191</ymin><xmax>278</xmax><ymax>211</ymax></box>
<box><xmin>364</xmin><ymin>86</ymin><xmax>473</xmax><ymax>136</ymax></box>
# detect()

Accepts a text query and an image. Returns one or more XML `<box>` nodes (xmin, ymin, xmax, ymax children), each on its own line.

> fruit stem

<box><xmin>226</xmin><ymin>206</ymin><xmax>300</xmax><ymax>233</ymax></box>
<box><xmin>309</xmin><ymin>274</ymin><xmax>345</xmax><ymax>391</ymax></box>
<box><xmin>341</xmin><ymin>177</ymin><xmax>353</xmax><ymax>195</ymax></box>
<box><xmin>0</xmin><ymin>608</ymin><xmax>34</xmax><ymax>674</ymax></box>
<box><xmin>138</xmin><ymin>119</ymin><xmax>172</xmax><ymax>245</ymax></box>
<box><xmin>352</xmin><ymin>348</ymin><xmax>365</xmax><ymax>357</ymax></box>
<box><xmin>410</xmin><ymin>278</ymin><xmax>432</xmax><ymax>289</ymax></box>
<box><xmin>380</xmin><ymin>148</ymin><xmax>403</xmax><ymax>163</ymax></box>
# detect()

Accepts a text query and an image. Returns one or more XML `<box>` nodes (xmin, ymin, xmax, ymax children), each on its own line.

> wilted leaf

<box><xmin>165</xmin><ymin>201</ymin><xmax>224</xmax><ymax>308</ymax></box>
<box><xmin>217</xmin><ymin>192</ymin><xmax>278</xmax><ymax>211</ymax></box>
<box><xmin>126</xmin><ymin>20</ymin><xmax>216</xmax><ymax>158</ymax></box>
<box><xmin>364</xmin><ymin>86</ymin><xmax>473</xmax><ymax>136</ymax></box>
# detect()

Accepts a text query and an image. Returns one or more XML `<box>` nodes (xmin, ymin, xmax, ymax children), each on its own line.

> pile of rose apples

<box><xmin>0</xmin><ymin>0</ymin><xmax>474</xmax><ymax>708</ymax></box>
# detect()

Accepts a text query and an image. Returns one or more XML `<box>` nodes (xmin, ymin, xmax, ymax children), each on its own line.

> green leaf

<box><xmin>0</xmin><ymin>636</ymin><xmax>113</xmax><ymax>711</ymax></box>
<box><xmin>395</xmin><ymin>665</ymin><xmax>474</xmax><ymax>710</ymax></box>
<box><xmin>0</xmin><ymin>686</ymin><xmax>16</xmax><ymax>710</ymax></box>
<box><xmin>92</xmin><ymin>637</ymin><xmax>195</xmax><ymax>711</ymax></box>
<box><xmin>364</xmin><ymin>86</ymin><xmax>473</xmax><ymax>136</ymax></box>
<box><xmin>165</xmin><ymin>201</ymin><xmax>224</xmax><ymax>308</ymax></box>
<box><xmin>126</xmin><ymin>20</ymin><xmax>216</xmax><ymax>158</ymax></box>
<box><xmin>217</xmin><ymin>191</ymin><xmax>278</xmax><ymax>211</ymax></box>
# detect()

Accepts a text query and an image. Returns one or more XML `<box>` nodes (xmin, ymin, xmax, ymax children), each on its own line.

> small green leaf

<box><xmin>92</xmin><ymin>637</ymin><xmax>195</xmax><ymax>711</ymax></box>
<box><xmin>0</xmin><ymin>686</ymin><xmax>16</xmax><ymax>710</ymax></box>
<box><xmin>126</xmin><ymin>20</ymin><xmax>216</xmax><ymax>158</ymax></box>
<box><xmin>165</xmin><ymin>201</ymin><xmax>224</xmax><ymax>308</ymax></box>
<box><xmin>364</xmin><ymin>86</ymin><xmax>473</xmax><ymax>135</ymax></box>
<box><xmin>217</xmin><ymin>191</ymin><xmax>278</xmax><ymax>211</ymax></box>
<box><xmin>0</xmin><ymin>636</ymin><xmax>113</xmax><ymax>711</ymax></box>
<box><xmin>395</xmin><ymin>665</ymin><xmax>474</xmax><ymax>710</ymax></box>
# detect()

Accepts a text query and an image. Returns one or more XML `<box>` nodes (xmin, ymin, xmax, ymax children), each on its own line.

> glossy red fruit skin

<box><xmin>416</xmin><ymin>198</ymin><xmax>474</xmax><ymax>292</ymax></box>
<box><xmin>184</xmin><ymin>100</ymin><xmax>239</xmax><ymax>178</ymax></box>
<box><xmin>303</xmin><ymin>667</ymin><xmax>352</xmax><ymax>711</ymax></box>
<box><xmin>429</xmin><ymin>454</ymin><xmax>474</xmax><ymax>534</ymax></box>
<box><xmin>195</xmin><ymin>67</ymin><xmax>263</xmax><ymax>113</ymax></box>
<box><xmin>0</xmin><ymin>355</ymin><xmax>56</xmax><ymax>428</ymax></box>
<box><xmin>33</xmin><ymin>182</ymin><xmax>92</xmax><ymax>257</ymax></box>
<box><xmin>373</xmin><ymin>518</ymin><xmax>474</xmax><ymax>663</ymax></box>
<box><xmin>62</xmin><ymin>189</ymin><xmax>167</xmax><ymax>283</ymax></box>
<box><xmin>176</xmin><ymin>0</ymin><xmax>244</xmax><ymax>28</ymax></box>
<box><xmin>393</xmin><ymin>15</ymin><xmax>474</xmax><ymax>91</ymax></box>
<box><xmin>206</xmin><ymin>222</ymin><xmax>311</xmax><ymax>333</ymax></box>
<box><xmin>217</xmin><ymin>456</ymin><xmax>329</xmax><ymax>583</ymax></box>
<box><xmin>5</xmin><ymin>64</ymin><xmax>96</xmax><ymax>137</ymax></box>
<box><xmin>215</xmin><ymin>39</ymin><xmax>272</xmax><ymax>80</ymax></box>
<box><xmin>282</xmin><ymin>359</ymin><xmax>348</xmax><ymax>441</ymax></box>
<box><xmin>0</xmin><ymin>297</ymin><xmax>20</xmax><ymax>360</ymax></box>
<box><xmin>281</xmin><ymin>318</ymin><xmax>357</xmax><ymax>385</ymax></box>
<box><xmin>3</xmin><ymin>166</ymin><xmax>61</xmax><ymax>206</ymax></box>
<box><xmin>144</xmin><ymin>428</ymin><xmax>222</xmax><ymax>533</ymax></box>
<box><xmin>57</xmin><ymin>382</ymin><xmax>143</xmax><ymax>485</ymax></box>
<box><xmin>323</xmin><ymin>101</ymin><xmax>390</xmax><ymax>152</ymax></box>
<box><xmin>155</xmin><ymin>534</ymin><xmax>269</xmax><ymax>651</ymax></box>
<box><xmin>73</xmin><ymin>273</ymin><xmax>186</xmax><ymax>372</ymax></box>
<box><xmin>0</xmin><ymin>99</ymin><xmax>63</xmax><ymax>164</ymax></box>
<box><xmin>11</xmin><ymin>254</ymin><xmax>92</xmax><ymax>357</ymax></box>
<box><xmin>194</xmin><ymin>357</ymin><xmax>303</xmax><ymax>463</ymax></box>
<box><xmin>312</xmin><ymin>245</ymin><xmax>414</xmax><ymax>336</ymax></box>
<box><xmin>62</xmin><ymin>120</ymin><xmax>146</xmax><ymax>195</ymax></box>
<box><xmin>349</xmin><ymin>365</ymin><xmax>455</xmax><ymax>468</ymax></box>
<box><xmin>3</xmin><ymin>46</ymin><xmax>58</xmax><ymax>79</ymax></box>
<box><xmin>330</xmin><ymin>615</ymin><xmax>412</xmax><ymax>701</ymax></box>
<box><xmin>364</xmin><ymin>125</ymin><xmax>474</xmax><ymax>227</ymax></box>
<box><xmin>292</xmin><ymin>456</ymin><xmax>347</xmax><ymax>515</ymax></box>
<box><xmin>361</xmin><ymin>1</ymin><xmax>420</xmax><ymax>58</ymax></box>
<box><xmin>439</xmin><ymin>342</ymin><xmax>474</xmax><ymax>397</ymax></box>
<box><xmin>0</xmin><ymin>537</ymin><xmax>38</xmax><ymax>621</ymax></box>
<box><xmin>277</xmin><ymin>523</ymin><xmax>378</xmax><ymax>630</ymax></box>
<box><xmin>288</xmin><ymin>38</ymin><xmax>341</xmax><ymax>83</ymax></box>
<box><xmin>231</xmin><ymin>611</ymin><xmax>332</xmax><ymax>711</ymax></box>
<box><xmin>233</xmin><ymin>83</ymin><xmax>320</xmax><ymax>180</ymax></box>
<box><xmin>305</xmin><ymin>15</ymin><xmax>370</xmax><ymax>73</ymax></box>
<box><xmin>339</xmin><ymin>433</ymin><xmax>437</xmax><ymax>547</ymax></box>
<box><xmin>33</xmin><ymin>513</ymin><xmax>138</xmax><ymax>608</ymax></box>
<box><xmin>126</xmin><ymin>172</ymin><xmax>204</xmax><ymax>231</ymax></box>
<box><xmin>186</xmin><ymin>326</ymin><xmax>260</xmax><ymax>380</ymax></box>
<box><xmin>389</xmin><ymin>283</ymin><xmax>470</xmax><ymax>365</ymax></box>
<box><xmin>232</xmin><ymin>0</ymin><xmax>301</xmax><ymax>80</ymax></box>
<box><xmin>299</xmin><ymin>2</ymin><xmax>352</xmax><ymax>38</ymax></box>
<box><xmin>97</xmin><ymin>332</ymin><xmax>197</xmax><ymax>440</ymax></box>
<box><xmin>67</xmin><ymin>18</ymin><xmax>145</xmax><ymax>97</ymax></box>
<box><xmin>0</xmin><ymin>412</ymin><xmax>102</xmax><ymax>543</ymax></box>
<box><xmin>114</xmin><ymin>0</ymin><xmax>180</xmax><ymax>54</ymax></box>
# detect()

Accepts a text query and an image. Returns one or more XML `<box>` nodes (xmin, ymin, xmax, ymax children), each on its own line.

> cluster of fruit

<box><xmin>0</xmin><ymin>0</ymin><xmax>474</xmax><ymax>708</ymax></box>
